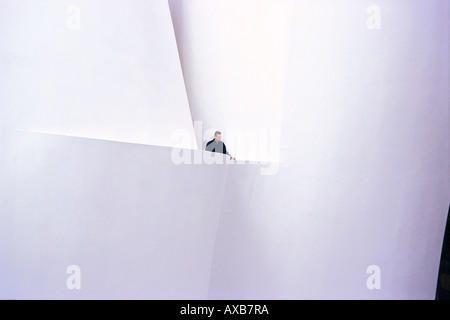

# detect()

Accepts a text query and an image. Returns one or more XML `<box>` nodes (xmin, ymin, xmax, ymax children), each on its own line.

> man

<box><xmin>205</xmin><ymin>131</ymin><xmax>235</xmax><ymax>160</ymax></box>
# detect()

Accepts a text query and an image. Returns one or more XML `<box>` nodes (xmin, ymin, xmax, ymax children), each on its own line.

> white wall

<box><xmin>0</xmin><ymin>0</ymin><xmax>448</xmax><ymax>299</ymax></box>
<box><xmin>0</xmin><ymin>131</ymin><xmax>225</xmax><ymax>299</ymax></box>
<box><xmin>0</xmin><ymin>0</ymin><xmax>197</xmax><ymax>149</ymax></box>
<box><xmin>208</xmin><ymin>0</ymin><xmax>450</xmax><ymax>299</ymax></box>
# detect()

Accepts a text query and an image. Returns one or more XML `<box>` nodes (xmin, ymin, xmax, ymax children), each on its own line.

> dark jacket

<box><xmin>205</xmin><ymin>138</ymin><xmax>231</xmax><ymax>158</ymax></box>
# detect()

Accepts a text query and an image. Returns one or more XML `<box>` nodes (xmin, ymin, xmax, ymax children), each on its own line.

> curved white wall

<box><xmin>208</xmin><ymin>0</ymin><xmax>450</xmax><ymax>299</ymax></box>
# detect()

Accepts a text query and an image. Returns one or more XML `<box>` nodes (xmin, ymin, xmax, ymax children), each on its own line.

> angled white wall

<box><xmin>0</xmin><ymin>0</ymin><xmax>196</xmax><ymax>149</ymax></box>
<box><xmin>0</xmin><ymin>131</ymin><xmax>224</xmax><ymax>299</ymax></box>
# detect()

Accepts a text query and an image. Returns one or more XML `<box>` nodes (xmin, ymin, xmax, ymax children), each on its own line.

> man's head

<box><xmin>214</xmin><ymin>130</ymin><xmax>222</xmax><ymax>142</ymax></box>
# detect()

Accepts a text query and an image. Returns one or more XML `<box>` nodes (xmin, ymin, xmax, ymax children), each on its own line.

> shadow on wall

<box><xmin>436</xmin><ymin>204</ymin><xmax>450</xmax><ymax>300</ymax></box>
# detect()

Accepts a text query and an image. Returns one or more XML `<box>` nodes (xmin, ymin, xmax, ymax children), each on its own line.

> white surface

<box><xmin>0</xmin><ymin>0</ymin><xmax>197</xmax><ymax>149</ymax></box>
<box><xmin>0</xmin><ymin>0</ymin><xmax>448</xmax><ymax>299</ymax></box>
<box><xmin>208</xmin><ymin>0</ymin><xmax>450</xmax><ymax>299</ymax></box>
<box><xmin>0</xmin><ymin>130</ymin><xmax>224</xmax><ymax>299</ymax></box>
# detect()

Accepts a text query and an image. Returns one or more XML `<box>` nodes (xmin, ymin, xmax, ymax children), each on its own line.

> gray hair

<box><xmin>214</xmin><ymin>130</ymin><xmax>222</xmax><ymax>136</ymax></box>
